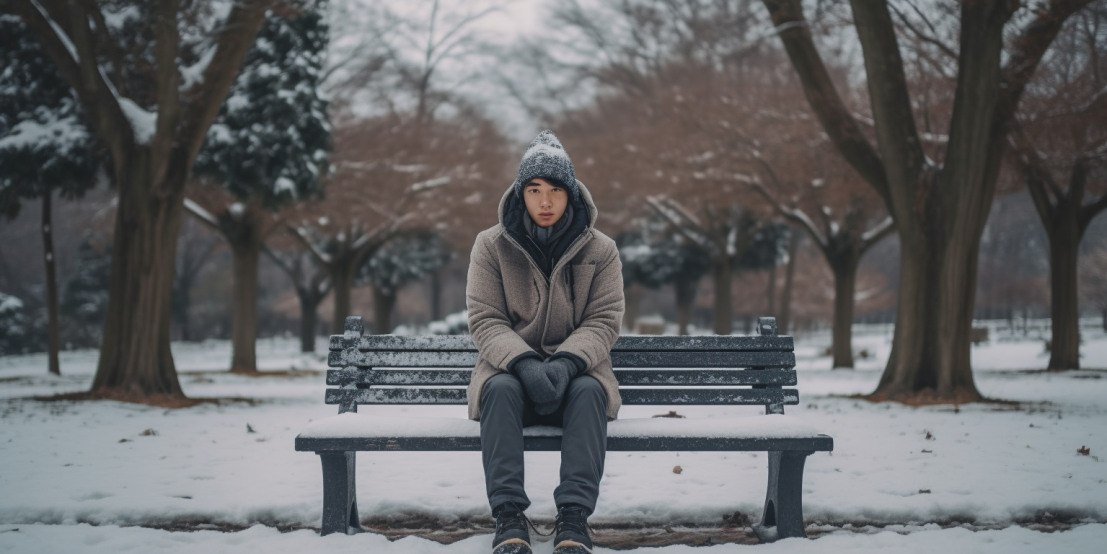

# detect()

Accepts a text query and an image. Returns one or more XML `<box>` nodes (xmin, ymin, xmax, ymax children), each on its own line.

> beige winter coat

<box><xmin>466</xmin><ymin>181</ymin><xmax>625</xmax><ymax>421</ymax></box>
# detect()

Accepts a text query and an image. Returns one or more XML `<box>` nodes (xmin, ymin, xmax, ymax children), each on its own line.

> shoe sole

<box><xmin>493</xmin><ymin>538</ymin><xmax>533</xmax><ymax>554</ymax></box>
<box><xmin>553</xmin><ymin>540</ymin><xmax>593</xmax><ymax>554</ymax></box>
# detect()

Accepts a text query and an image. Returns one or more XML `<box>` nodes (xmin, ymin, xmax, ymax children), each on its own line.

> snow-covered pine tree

<box><xmin>189</xmin><ymin>7</ymin><xmax>331</xmax><ymax>372</ymax></box>
<box><xmin>618</xmin><ymin>219</ymin><xmax>710</xmax><ymax>335</ymax></box>
<box><xmin>357</xmin><ymin>231</ymin><xmax>452</xmax><ymax>334</ymax></box>
<box><xmin>0</xmin><ymin>15</ymin><xmax>104</xmax><ymax>374</ymax></box>
<box><xmin>59</xmin><ymin>238</ymin><xmax>112</xmax><ymax>349</ymax></box>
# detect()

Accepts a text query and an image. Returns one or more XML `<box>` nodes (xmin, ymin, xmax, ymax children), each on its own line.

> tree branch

<box><xmin>848</xmin><ymin>0</ymin><xmax>927</xmax><ymax>190</ymax></box>
<box><xmin>183</xmin><ymin>198</ymin><xmax>221</xmax><ymax>231</ymax></box>
<box><xmin>998</xmin><ymin>0</ymin><xmax>1094</xmax><ymax>124</ymax></box>
<box><xmin>760</xmin><ymin>0</ymin><xmax>891</xmax><ymax>206</ymax></box>
<box><xmin>1007</xmin><ymin>126</ymin><xmax>1061</xmax><ymax>226</ymax></box>
<box><xmin>178</xmin><ymin>0</ymin><xmax>273</xmax><ymax>164</ymax></box>
<box><xmin>860</xmin><ymin>216</ymin><xmax>895</xmax><ymax>250</ymax></box>
<box><xmin>6</xmin><ymin>0</ymin><xmax>130</xmax><ymax>153</ymax></box>
<box><xmin>747</xmin><ymin>180</ymin><xmax>828</xmax><ymax>248</ymax></box>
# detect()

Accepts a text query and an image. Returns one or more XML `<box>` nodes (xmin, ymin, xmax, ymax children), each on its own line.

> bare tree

<box><xmin>762</xmin><ymin>0</ymin><xmax>1093</xmax><ymax>402</ymax></box>
<box><xmin>1007</xmin><ymin>5</ymin><xmax>1107</xmax><ymax>370</ymax></box>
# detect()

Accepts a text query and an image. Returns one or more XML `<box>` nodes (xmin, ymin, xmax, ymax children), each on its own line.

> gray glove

<box><xmin>512</xmin><ymin>356</ymin><xmax>558</xmax><ymax>405</ymax></box>
<box><xmin>535</xmin><ymin>358</ymin><xmax>582</xmax><ymax>415</ymax></box>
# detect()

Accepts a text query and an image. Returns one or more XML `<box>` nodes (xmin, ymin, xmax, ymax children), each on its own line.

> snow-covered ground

<box><xmin>1</xmin><ymin>330</ymin><xmax>1106</xmax><ymax>553</ymax></box>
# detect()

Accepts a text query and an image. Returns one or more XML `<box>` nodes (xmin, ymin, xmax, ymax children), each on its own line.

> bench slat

<box><xmin>325</xmin><ymin>387</ymin><xmax>798</xmax><ymax>406</ymax></box>
<box><xmin>327</xmin><ymin>368</ymin><xmax>798</xmax><ymax>387</ymax></box>
<box><xmin>332</xmin><ymin>334</ymin><xmax>795</xmax><ymax>353</ymax></box>
<box><xmin>295</xmin><ymin>434</ymin><xmax>833</xmax><ymax>452</ymax></box>
<box><xmin>329</xmin><ymin>350</ymin><xmax>796</xmax><ymax>369</ymax></box>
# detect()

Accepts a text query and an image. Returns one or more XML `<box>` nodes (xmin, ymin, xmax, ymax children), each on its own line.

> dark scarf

<box><xmin>503</xmin><ymin>194</ymin><xmax>588</xmax><ymax>279</ymax></box>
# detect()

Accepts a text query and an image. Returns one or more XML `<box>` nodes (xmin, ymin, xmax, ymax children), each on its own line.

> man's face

<box><xmin>523</xmin><ymin>178</ymin><xmax>569</xmax><ymax>228</ymax></box>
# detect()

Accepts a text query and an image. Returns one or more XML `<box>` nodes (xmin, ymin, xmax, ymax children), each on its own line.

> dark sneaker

<box><xmin>492</xmin><ymin>503</ymin><xmax>532</xmax><ymax>554</ymax></box>
<box><xmin>553</xmin><ymin>504</ymin><xmax>593</xmax><ymax>554</ymax></box>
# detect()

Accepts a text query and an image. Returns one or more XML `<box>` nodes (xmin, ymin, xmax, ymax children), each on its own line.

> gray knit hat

<box><xmin>512</xmin><ymin>130</ymin><xmax>578</xmax><ymax>200</ymax></box>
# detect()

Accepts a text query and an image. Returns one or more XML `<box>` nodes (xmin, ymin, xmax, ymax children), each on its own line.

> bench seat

<box><xmin>296</xmin><ymin>412</ymin><xmax>833</xmax><ymax>452</ymax></box>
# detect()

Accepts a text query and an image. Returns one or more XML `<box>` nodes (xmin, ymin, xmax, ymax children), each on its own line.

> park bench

<box><xmin>295</xmin><ymin>316</ymin><xmax>833</xmax><ymax>540</ymax></box>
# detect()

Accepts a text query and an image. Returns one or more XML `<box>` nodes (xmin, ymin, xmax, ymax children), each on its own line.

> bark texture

<box><xmin>763</xmin><ymin>0</ymin><xmax>1088</xmax><ymax>401</ymax></box>
<box><xmin>93</xmin><ymin>159</ymin><xmax>187</xmax><ymax>395</ymax></box>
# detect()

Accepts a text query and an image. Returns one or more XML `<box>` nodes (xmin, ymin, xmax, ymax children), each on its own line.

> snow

<box><xmin>101</xmin><ymin>4</ymin><xmax>141</xmax><ymax>30</ymax></box>
<box><xmin>180</xmin><ymin>45</ymin><xmax>217</xmax><ymax>89</ymax></box>
<box><xmin>118</xmin><ymin>98</ymin><xmax>158</xmax><ymax>145</ymax></box>
<box><xmin>0</xmin><ymin>115</ymin><xmax>89</xmax><ymax>153</ymax></box>
<box><xmin>299</xmin><ymin>413</ymin><xmax>823</xmax><ymax>440</ymax></box>
<box><xmin>1</xmin><ymin>329</ymin><xmax>1105</xmax><ymax>551</ymax></box>
<box><xmin>29</xmin><ymin>0</ymin><xmax>78</xmax><ymax>63</ymax></box>
<box><xmin>0</xmin><ymin>292</ymin><xmax>23</xmax><ymax>313</ymax></box>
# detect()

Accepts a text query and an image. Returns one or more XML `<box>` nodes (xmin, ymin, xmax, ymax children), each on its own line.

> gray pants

<box><xmin>480</xmin><ymin>372</ymin><xmax>608</xmax><ymax>513</ymax></box>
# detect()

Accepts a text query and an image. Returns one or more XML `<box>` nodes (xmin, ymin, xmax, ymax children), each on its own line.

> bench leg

<box><xmin>318</xmin><ymin>451</ymin><xmax>362</xmax><ymax>535</ymax></box>
<box><xmin>759</xmin><ymin>450</ymin><xmax>813</xmax><ymax>540</ymax></box>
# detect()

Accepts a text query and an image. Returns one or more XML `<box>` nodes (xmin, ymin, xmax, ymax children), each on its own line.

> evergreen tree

<box><xmin>189</xmin><ymin>7</ymin><xmax>331</xmax><ymax>372</ymax></box>
<box><xmin>59</xmin><ymin>239</ymin><xmax>113</xmax><ymax>349</ymax></box>
<box><xmin>619</xmin><ymin>220</ymin><xmax>710</xmax><ymax>335</ymax></box>
<box><xmin>358</xmin><ymin>232</ymin><xmax>453</xmax><ymax>334</ymax></box>
<box><xmin>0</xmin><ymin>15</ymin><xmax>104</xmax><ymax>373</ymax></box>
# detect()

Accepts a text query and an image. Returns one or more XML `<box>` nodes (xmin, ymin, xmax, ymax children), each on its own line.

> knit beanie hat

<box><xmin>512</xmin><ymin>130</ymin><xmax>579</xmax><ymax>200</ymax></box>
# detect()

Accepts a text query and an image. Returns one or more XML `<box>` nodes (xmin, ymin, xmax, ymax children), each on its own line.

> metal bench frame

<box><xmin>295</xmin><ymin>316</ymin><xmax>833</xmax><ymax>539</ymax></box>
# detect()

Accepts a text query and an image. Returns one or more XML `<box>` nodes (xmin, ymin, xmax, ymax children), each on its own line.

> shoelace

<box><xmin>554</xmin><ymin>506</ymin><xmax>594</xmax><ymax>538</ymax></box>
<box><xmin>495</xmin><ymin>504</ymin><xmax>552</xmax><ymax>538</ymax></box>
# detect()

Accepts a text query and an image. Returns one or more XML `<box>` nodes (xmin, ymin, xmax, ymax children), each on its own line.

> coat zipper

<box><xmin>502</xmin><ymin>229</ymin><xmax>593</xmax><ymax>353</ymax></box>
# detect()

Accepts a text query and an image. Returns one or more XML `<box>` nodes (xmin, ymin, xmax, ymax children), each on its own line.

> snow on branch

<box><xmin>183</xmin><ymin>198</ymin><xmax>220</xmax><ymax>229</ymax></box>
<box><xmin>861</xmin><ymin>216</ymin><xmax>895</xmax><ymax>244</ymax></box>
<box><xmin>29</xmin><ymin>0</ymin><xmax>77</xmax><ymax>63</ymax></box>
<box><xmin>410</xmin><ymin>176</ymin><xmax>450</xmax><ymax>192</ymax></box>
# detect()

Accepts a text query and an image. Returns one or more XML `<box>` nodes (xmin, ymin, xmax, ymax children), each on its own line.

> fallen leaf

<box><xmin>921</xmin><ymin>449</ymin><xmax>932</xmax><ymax>453</ymax></box>
<box><xmin>925</xmin><ymin>431</ymin><xmax>934</xmax><ymax>440</ymax></box>
<box><xmin>918</xmin><ymin>489</ymin><xmax>931</xmax><ymax>494</ymax></box>
<box><xmin>653</xmin><ymin>411</ymin><xmax>685</xmax><ymax>418</ymax></box>
<box><xmin>118</xmin><ymin>438</ymin><xmax>130</xmax><ymax>443</ymax></box>
<box><xmin>139</xmin><ymin>429</ymin><xmax>158</xmax><ymax>436</ymax></box>
<box><xmin>673</xmin><ymin>465</ymin><xmax>683</xmax><ymax>474</ymax></box>
<box><xmin>1078</xmin><ymin>446</ymin><xmax>1091</xmax><ymax>456</ymax></box>
<box><xmin>247</xmin><ymin>424</ymin><xmax>256</xmax><ymax>434</ymax></box>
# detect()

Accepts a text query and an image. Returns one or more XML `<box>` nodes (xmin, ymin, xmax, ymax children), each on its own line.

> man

<box><xmin>466</xmin><ymin>130</ymin><xmax>625</xmax><ymax>554</ymax></box>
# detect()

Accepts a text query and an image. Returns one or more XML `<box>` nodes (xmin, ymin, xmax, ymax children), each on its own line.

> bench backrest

<box><xmin>327</xmin><ymin>316</ymin><xmax>797</xmax><ymax>415</ymax></box>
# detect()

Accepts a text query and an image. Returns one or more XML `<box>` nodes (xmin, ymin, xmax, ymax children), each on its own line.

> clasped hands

<box><xmin>512</xmin><ymin>356</ymin><xmax>582</xmax><ymax>415</ymax></box>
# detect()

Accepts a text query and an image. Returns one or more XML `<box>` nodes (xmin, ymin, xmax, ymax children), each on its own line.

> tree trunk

<box><xmin>766</xmin><ymin>263</ymin><xmax>777</xmax><ymax>318</ymax></box>
<box><xmin>674</xmin><ymin>276</ymin><xmax>698</xmax><ymax>336</ymax></box>
<box><xmin>778</xmin><ymin>232</ymin><xmax>799</xmax><ymax>335</ymax></box>
<box><xmin>1102</xmin><ymin>307</ymin><xmax>1106</xmax><ymax>333</ymax></box>
<box><xmin>711</xmin><ymin>260</ymin><xmax>732</xmax><ymax>335</ymax></box>
<box><xmin>331</xmin><ymin>261</ymin><xmax>354</xmax><ymax>334</ymax></box>
<box><xmin>298</xmin><ymin>288</ymin><xmax>320</xmax><ymax>353</ymax></box>
<box><xmin>829</xmin><ymin>256</ymin><xmax>859</xmax><ymax>369</ymax></box>
<box><xmin>372</xmin><ymin>287</ymin><xmax>396</xmax><ymax>334</ymax></box>
<box><xmin>92</xmin><ymin>160</ymin><xmax>185</xmax><ymax>397</ymax></box>
<box><xmin>42</xmin><ymin>190</ymin><xmax>61</xmax><ymax>375</ymax></box>
<box><xmin>1046</xmin><ymin>214</ymin><xmax>1081</xmax><ymax>370</ymax></box>
<box><xmin>229</xmin><ymin>240</ymin><xmax>260</xmax><ymax>373</ymax></box>
<box><xmin>873</xmin><ymin>218</ymin><xmax>983</xmax><ymax>402</ymax></box>
<box><xmin>429</xmin><ymin>269</ymin><xmax>442</xmax><ymax>322</ymax></box>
